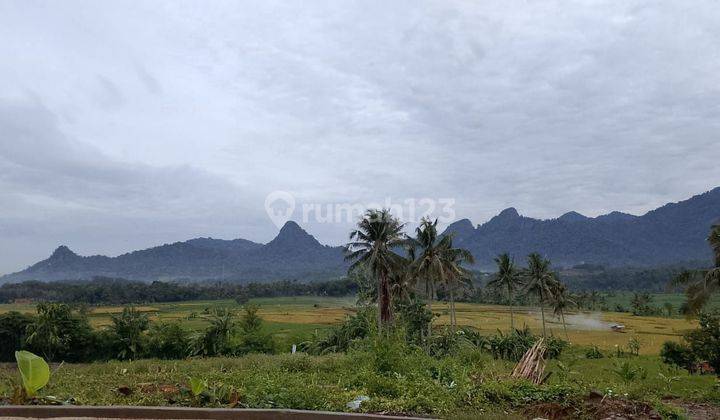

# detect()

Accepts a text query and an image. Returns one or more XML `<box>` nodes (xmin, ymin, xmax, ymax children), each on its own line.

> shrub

<box><xmin>660</xmin><ymin>341</ymin><xmax>694</xmax><ymax>371</ymax></box>
<box><xmin>395</xmin><ymin>298</ymin><xmax>434</xmax><ymax>345</ymax></box>
<box><xmin>298</xmin><ymin>307</ymin><xmax>374</xmax><ymax>355</ymax></box>
<box><xmin>585</xmin><ymin>345</ymin><xmax>604</xmax><ymax>359</ymax></box>
<box><xmin>25</xmin><ymin>303</ymin><xmax>96</xmax><ymax>362</ymax></box>
<box><xmin>191</xmin><ymin>309</ymin><xmax>236</xmax><ymax>356</ymax></box>
<box><xmin>685</xmin><ymin>311</ymin><xmax>720</xmax><ymax>373</ymax></box>
<box><xmin>0</xmin><ymin>312</ymin><xmax>35</xmax><ymax>362</ymax></box>
<box><xmin>235</xmin><ymin>304</ymin><xmax>275</xmax><ymax>355</ymax></box>
<box><xmin>147</xmin><ymin>322</ymin><xmax>191</xmax><ymax>359</ymax></box>
<box><xmin>426</xmin><ymin>328</ymin><xmax>475</xmax><ymax>357</ymax></box>
<box><xmin>107</xmin><ymin>307</ymin><xmax>150</xmax><ymax>360</ymax></box>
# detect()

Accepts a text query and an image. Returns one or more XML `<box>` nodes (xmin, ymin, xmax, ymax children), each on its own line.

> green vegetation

<box><xmin>15</xmin><ymin>350</ymin><xmax>50</xmax><ymax>397</ymax></box>
<box><xmin>0</xmin><ymin>217</ymin><xmax>719</xmax><ymax>417</ymax></box>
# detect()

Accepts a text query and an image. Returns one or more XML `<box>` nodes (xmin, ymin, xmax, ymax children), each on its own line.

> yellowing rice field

<box><xmin>0</xmin><ymin>296</ymin><xmax>697</xmax><ymax>354</ymax></box>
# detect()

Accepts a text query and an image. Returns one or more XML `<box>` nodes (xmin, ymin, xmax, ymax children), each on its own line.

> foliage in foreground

<box><xmin>0</xmin><ymin>340</ymin><xmax>717</xmax><ymax>417</ymax></box>
<box><xmin>0</xmin><ymin>303</ymin><xmax>276</xmax><ymax>363</ymax></box>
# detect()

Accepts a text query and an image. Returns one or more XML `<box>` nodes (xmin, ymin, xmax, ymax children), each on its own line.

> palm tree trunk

<box><xmin>379</xmin><ymin>271</ymin><xmax>393</xmax><ymax>330</ymax></box>
<box><xmin>450</xmin><ymin>284</ymin><xmax>456</xmax><ymax>332</ymax></box>
<box><xmin>561</xmin><ymin>309</ymin><xmax>568</xmax><ymax>341</ymax></box>
<box><xmin>508</xmin><ymin>285</ymin><xmax>514</xmax><ymax>330</ymax></box>
<box><xmin>425</xmin><ymin>277</ymin><xmax>433</xmax><ymax>340</ymax></box>
<box><xmin>540</xmin><ymin>305</ymin><xmax>547</xmax><ymax>338</ymax></box>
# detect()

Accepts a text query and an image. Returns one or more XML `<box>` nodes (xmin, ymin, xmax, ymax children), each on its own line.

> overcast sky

<box><xmin>1</xmin><ymin>1</ymin><xmax>719</xmax><ymax>274</ymax></box>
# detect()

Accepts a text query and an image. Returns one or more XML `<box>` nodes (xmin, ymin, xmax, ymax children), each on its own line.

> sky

<box><xmin>1</xmin><ymin>0</ymin><xmax>719</xmax><ymax>274</ymax></box>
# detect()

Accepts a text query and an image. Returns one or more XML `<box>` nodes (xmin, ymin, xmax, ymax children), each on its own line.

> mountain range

<box><xmin>2</xmin><ymin>187</ymin><xmax>719</xmax><ymax>283</ymax></box>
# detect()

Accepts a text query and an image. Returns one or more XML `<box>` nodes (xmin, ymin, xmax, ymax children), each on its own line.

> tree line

<box><xmin>0</xmin><ymin>276</ymin><xmax>358</xmax><ymax>305</ymax></box>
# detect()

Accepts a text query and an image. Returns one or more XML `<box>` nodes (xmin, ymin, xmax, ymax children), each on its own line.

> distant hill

<box><xmin>2</xmin><ymin>188</ymin><xmax>719</xmax><ymax>283</ymax></box>
<box><xmin>1</xmin><ymin>221</ymin><xmax>347</xmax><ymax>283</ymax></box>
<box><xmin>443</xmin><ymin>187</ymin><xmax>720</xmax><ymax>269</ymax></box>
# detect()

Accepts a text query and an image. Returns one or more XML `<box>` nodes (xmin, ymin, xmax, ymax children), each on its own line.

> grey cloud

<box><xmin>0</xmin><ymin>1</ymin><xmax>719</xmax><ymax>273</ymax></box>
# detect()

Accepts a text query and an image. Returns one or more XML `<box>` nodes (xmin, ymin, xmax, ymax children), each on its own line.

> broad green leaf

<box><xmin>15</xmin><ymin>350</ymin><xmax>50</xmax><ymax>397</ymax></box>
<box><xmin>189</xmin><ymin>377</ymin><xmax>207</xmax><ymax>396</ymax></box>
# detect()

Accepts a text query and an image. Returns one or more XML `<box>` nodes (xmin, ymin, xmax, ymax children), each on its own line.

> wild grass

<box><xmin>0</xmin><ymin>342</ymin><xmax>716</xmax><ymax>417</ymax></box>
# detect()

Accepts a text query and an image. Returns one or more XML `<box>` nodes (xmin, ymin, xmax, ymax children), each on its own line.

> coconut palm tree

<box><xmin>524</xmin><ymin>252</ymin><xmax>558</xmax><ymax>338</ymax></box>
<box><xmin>671</xmin><ymin>225</ymin><xmax>720</xmax><ymax>314</ymax></box>
<box><xmin>345</xmin><ymin>209</ymin><xmax>407</xmax><ymax>330</ymax></box>
<box><xmin>549</xmin><ymin>281</ymin><xmax>575</xmax><ymax>340</ymax></box>
<box><xmin>407</xmin><ymin>217</ymin><xmax>446</xmax><ymax>301</ymax></box>
<box><xmin>487</xmin><ymin>253</ymin><xmax>523</xmax><ymax>330</ymax></box>
<box><xmin>437</xmin><ymin>237</ymin><xmax>475</xmax><ymax>331</ymax></box>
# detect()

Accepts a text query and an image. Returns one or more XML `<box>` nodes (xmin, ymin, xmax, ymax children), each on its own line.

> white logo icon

<box><xmin>264</xmin><ymin>191</ymin><xmax>296</xmax><ymax>228</ymax></box>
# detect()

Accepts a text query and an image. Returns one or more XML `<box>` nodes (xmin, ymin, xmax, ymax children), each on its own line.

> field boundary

<box><xmin>0</xmin><ymin>405</ymin><xmax>431</xmax><ymax>419</ymax></box>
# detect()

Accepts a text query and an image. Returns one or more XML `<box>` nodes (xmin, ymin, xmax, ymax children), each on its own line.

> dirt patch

<box><xmin>525</xmin><ymin>396</ymin><xmax>661</xmax><ymax>419</ymax></box>
<box><xmin>664</xmin><ymin>399</ymin><xmax>720</xmax><ymax>420</ymax></box>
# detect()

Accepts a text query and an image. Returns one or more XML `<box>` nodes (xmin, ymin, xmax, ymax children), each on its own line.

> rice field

<box><xmin>0</xmin><ymin>296</ymin><xmax>697</xmax><ymax>354</ymax></box>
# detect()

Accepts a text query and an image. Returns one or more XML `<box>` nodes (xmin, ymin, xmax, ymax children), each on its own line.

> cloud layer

<box><xmin>1</xmin><ymin>1</ymin><xmax>719</xmax><ymax>273</ymax></box>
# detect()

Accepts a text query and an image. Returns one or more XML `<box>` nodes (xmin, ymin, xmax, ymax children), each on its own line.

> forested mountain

<box><xmin>1</xmin><ymin>221</ymin><xmax>347</xmax><ymax>283</ymax></box>
<box><xmin>2</xmin><ymin>188</ymin><xmax>719</xmax><ymax>283</ymax></box>
<box><xmin>443</xmin><ymin>187</ymin><xmax>720</xmax><ymax>269</ymax></box>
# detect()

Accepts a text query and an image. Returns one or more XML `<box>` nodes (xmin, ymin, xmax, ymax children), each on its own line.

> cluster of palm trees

<box><xmin>345</xmin><ymin>210</ymin><xmax>474</xmax><ymax>332</ymax></box>
<box><xmin>344</xmin><ymin>209</ymin><xmax>576</xmax><ymax>338</ymax></box>
<box><xmin>487</xmin><ymin>252</ymin><xmax>574</xmax><ymax>339</ymax></box>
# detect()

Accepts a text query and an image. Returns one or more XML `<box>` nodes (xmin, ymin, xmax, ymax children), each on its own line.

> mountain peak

<box><xmin>558</xmin><ymin>211</ymin><xmax>588</xmax><ymax>222</ymax></box>
<box><xmin>278</xmin><ymin>220</ymin><xmax>304</xmax><ymax>234</ymax></box>
<box><xmin>596</xmin><ymin>211</ymin><xmax>637</xmax><ymax>222</ymax></box>
<box><xmin>266</xmin><ymin>220</ymin><xmax>322</xmax><ymax>250</ymax></box>
<box><xmin>50</xmin><ymin>245</ymin><xmax>78</xmax><ymax>259</ymax></box>
<box><xmin>498</xmin><ymin>207</ymin><xmax>520</xmax><ymax>218</ymax></box>
<box><xmin>442</xmin><ymin>218</ymin><xmax>475</xmax><ymax>238</ymax></box>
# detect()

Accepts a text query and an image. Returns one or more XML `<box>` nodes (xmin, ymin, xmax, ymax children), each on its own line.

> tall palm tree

<box><xmin>408</xmin><ymin>217</ymin><xmax>446</xmax><ymax>301</ymax></box>
<box><xmin>524</xmin><ymin>252</ymin><xmax>558</xmax><ymax>338</ymax></box>
<box><xmin>437</xmin><ymin>237</ymin><xmax>475</xmax><ymax>331</ymax></box>
<box><xmin>487</xmin><ymin>253</ymin><xmax>523</xmax><ymax>330</ymax></box>
<box><xmin>549</xmin><ymin>281</ymin><xmax>575</xmax><ymax>340</ymax></box>
<box><xmin>345</xmin><ymin>209</ymin><xmax>407</xmax><ymax>330</ymax></box>
<box><xmin>671</xmin><ymin>225</ymin><xmax>720</xmax><ymax>314</ymax></box>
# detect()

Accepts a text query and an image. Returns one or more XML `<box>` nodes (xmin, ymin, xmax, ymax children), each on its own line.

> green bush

<box><xmin>107</xmin><ymin>307</ymin><xmax>150</xmax><ymax>360</ymax></box>
<box><xmin>25</xmin><ymin>303</ymin><xmax>96</xmax><ymax>362</ymax></box>
<box><xmin>685</xmin><ymin>311</ymin><xmax>720</xmax><ymax>373</ymax></box>
<box><xmin>147</xmin><ymin>322</ymin><xmax>191</xmax><ymax>359</ymax></box>
<box><xmin>235</xmin><ymin>304</ymin><xmax>275</xmax><ymax>355</ymax></box>
<box><xmin>585</xmin><ymin>345</ymin><xmax>604</xmax><ymax>359</ymax></box>
<box><xmin>0</xmin><ymin>312</ymin><xmax>35</xmax><ymax>362</ymax></box>
<box><xmin>660</xmin><ymin>341</ymin><xmax>694</xmax><ymax>371</ymax></box>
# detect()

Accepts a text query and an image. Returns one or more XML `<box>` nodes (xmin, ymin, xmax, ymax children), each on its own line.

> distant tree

<box><xmin>345</xmin><ymin>209</ymin><xmax>407</xmax><ymax>330</ymax></box>
<box><xmin>672</xmin><ymin>225</ymin><xmax>720</xmax><ymax>314</ymax></box>
<box><xmin>664</xmin><ymin>302</ymin><xmax>675</xmax><ymax>317</ymax></box>
<box><xmin>631</xmin><ymin>292</ymin><xmax>654</xmax><ymax>316</ymax></box>
<box><xmin>239</xmin><ymin>304</ymin><xmax>262</xmax><ymax>334</ymax></box>
<box><xmin>524</xmin><ymin>253</ymin><xmax>559</xmax><ymax>338</ymax></box>
<box><xmin>487</xmin><ymin>253</ymin><xmax>523</xmax><ymax>330</ymax></box>
<box><xmin>550</xmin><ymin>281</ymin><xmax>575</xmax><ymax>340</ymax></box>
<box><xmin>408</xmin><ymin>217</ymin><xmax>446</xmax><ymax>302</ymax></box>
<box><xmin>437</xmin><ymin>237</ymin><xmax>475</xmax><ymax>331</ymax></box>
<box><xmin>237</xmin><ymin>304</ymin><xmax>274</xmax><ymax>354</ymax></box>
